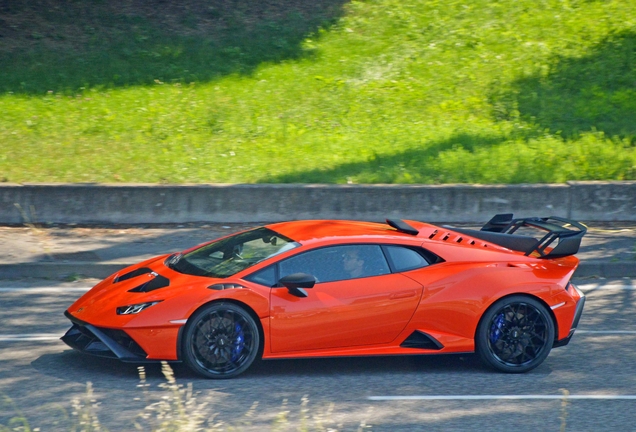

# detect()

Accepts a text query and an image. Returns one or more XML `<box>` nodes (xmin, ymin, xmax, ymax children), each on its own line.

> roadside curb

<box><xmin>573</xmin><ymin>261</ymin><xmax>636</xmax><ymax>279</ymax></box>
<box><xmin>1</xmin><ymin>260</ymin><xmax>633</xmax><ymax>280</ymax></box>
<box><xmin>0</xmin><ymin>262</ymin><xmax>128</xmax><ymax>280</ymax></box>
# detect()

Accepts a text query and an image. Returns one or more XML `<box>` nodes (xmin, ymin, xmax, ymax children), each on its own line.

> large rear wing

<box><xmin>452</xmin><ymin>214</ymin><xmax>587</xmax><ymax>258</ymax></box>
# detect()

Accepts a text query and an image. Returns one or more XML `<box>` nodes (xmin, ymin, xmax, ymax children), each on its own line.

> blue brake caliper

<box><xmin>490</xmin><ymin>313</ymin><xmax>505</xmax><ymax>344</ymax></box>
<box><xmin>232</xmin><ymin>322</ymin><xmax>245</xmax><ymax>362</ymax></box>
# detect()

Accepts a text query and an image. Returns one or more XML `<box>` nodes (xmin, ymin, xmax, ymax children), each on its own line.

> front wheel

<box><xmin>183</xmin><ymin>302</ymin><xmax>260</xmax><ymax>379</ymax></box>
<box><xmin>476</xmin><ymin>296</ymin><xmax>555</xmax><ymax>373</ymax></box>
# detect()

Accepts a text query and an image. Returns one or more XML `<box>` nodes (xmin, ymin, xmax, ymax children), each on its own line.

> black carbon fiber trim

<box><xmin>62</xmin><ymin>311</ymin><xmax>148</xmax><ymax>361</ymax></box>
<box><xmin>400</xmin><ymin>330</ymin><xmax>444</xmax><ymax>350</ymax></box>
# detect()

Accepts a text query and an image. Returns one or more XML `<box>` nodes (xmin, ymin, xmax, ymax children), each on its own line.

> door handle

<box><xmin>389</xmin><ymin>289</ymin><xmax>417</xmax><ymax>300</ymax></box>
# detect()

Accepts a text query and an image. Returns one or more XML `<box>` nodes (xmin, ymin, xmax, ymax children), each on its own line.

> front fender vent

<box><xmin>400</xmin><ymin>330</ymin><xmax>443</xmax><ymax>350</ymax></box>
<box><xmin>208</xmin><ymin>283</ymin><xmax>246</xmax><ymax>290</ymax></box>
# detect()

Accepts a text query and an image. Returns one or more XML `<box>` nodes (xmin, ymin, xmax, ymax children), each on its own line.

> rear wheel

<box><xmin>183</xmin><ymin>302</ymin><xmax>260</xmax><ymax>379</ymax></box>
<box><xmin>476</xmin><ymin>296</ymin><xmax>555</xmax><ymax>373</ymax></box>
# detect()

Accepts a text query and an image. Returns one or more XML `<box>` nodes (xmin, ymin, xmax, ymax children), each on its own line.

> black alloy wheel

<box><xmin>183</xmin><ymin>302</ymin><xmax>260</xmax><ymax>379</ymax></box>
<box><xmin>476</xmin><ymin>296</ymin><xmax>555</xmax><ymax>373</ymax></box>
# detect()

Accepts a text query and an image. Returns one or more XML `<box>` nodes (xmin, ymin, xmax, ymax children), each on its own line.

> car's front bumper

<box><xmin>61</xmin><ymin>310</ymin><xmax>150</xmax><ymax>362</ymax></box>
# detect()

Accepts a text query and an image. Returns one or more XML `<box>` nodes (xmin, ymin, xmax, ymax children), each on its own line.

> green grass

<box><xmin>1</xmin><ymin>0</ymin><xmax>636</xmax><ymax>184</ymax></box>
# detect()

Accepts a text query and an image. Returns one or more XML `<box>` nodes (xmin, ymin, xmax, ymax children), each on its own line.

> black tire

<box><xmin>183</xmin><ymin>302</ymin><xmax>260</xmax><ymax>379</ymax></box>
<box><xmin>476</xmin><ymin>295</ymin><xmax>555</xmax><ymax>373</ymax></box>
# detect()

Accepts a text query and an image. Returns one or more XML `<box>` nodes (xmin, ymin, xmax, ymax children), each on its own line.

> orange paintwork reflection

<box><xmin>270</xmin><ymin>273</ymin><xmax>422</xmax><ymax>353</ymax></box>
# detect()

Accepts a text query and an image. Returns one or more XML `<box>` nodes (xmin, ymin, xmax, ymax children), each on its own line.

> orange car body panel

<box><xmin>269</xmin><ymin>272</ymin><xmax>423</xmax><ymax>353</ymax></box>
<box><xmin>65</xmin><ymin>219</ymin><xmax>583</xmax><ymax>362</ymax></box>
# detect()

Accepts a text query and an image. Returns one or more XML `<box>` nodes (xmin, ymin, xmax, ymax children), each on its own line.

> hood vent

<box><xmin>128</xmin><ymin>274</ymin><xmax>170</xmax><ymax>293</ymax></box>
<box><xmin>115</xmin><ymin>267</ymin><xmax>152</xmax><ymax>283</ymax></box>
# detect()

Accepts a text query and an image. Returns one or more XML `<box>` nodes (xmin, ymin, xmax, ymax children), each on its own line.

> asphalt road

<box><xmin>1</xmin><ymin>278</ymin><xmax>635</xmax><ymax>431</ymax></box>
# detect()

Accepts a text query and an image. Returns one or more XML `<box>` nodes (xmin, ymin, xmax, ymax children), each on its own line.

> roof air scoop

<box><xmin>386</xmin><ymin>219</ymin><xmax>419</xmax><ymax>235</ymax></box>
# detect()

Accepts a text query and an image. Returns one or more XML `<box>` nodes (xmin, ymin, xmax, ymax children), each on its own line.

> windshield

<box><xmin>168</xmin><ymin>227</ymin><xmax>299</xmax><ymax>278</ymax></box>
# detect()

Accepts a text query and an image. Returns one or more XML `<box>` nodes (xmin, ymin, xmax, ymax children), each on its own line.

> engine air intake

<box><xmin>400</xmin><ymin>331</ymin><xmax>444</xmax><ymax>350</ymax></box>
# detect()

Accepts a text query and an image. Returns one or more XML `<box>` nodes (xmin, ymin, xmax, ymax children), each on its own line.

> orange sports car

<box><xmin>63</xmin><ymin>214</ymin><xmax>586</xmax><ymax>378</ymax></box>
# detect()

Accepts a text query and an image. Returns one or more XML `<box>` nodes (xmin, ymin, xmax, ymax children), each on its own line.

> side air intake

<box><xmin>400</xmin><ymin>331</ymin><xmax>443</xmax><ymax>350</ymax></box>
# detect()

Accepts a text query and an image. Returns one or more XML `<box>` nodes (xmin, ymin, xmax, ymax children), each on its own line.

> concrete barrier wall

<box><xmin>1</xmin><ymin>181</ymin><xmax>634</xmax><ymax>224</ymax></box>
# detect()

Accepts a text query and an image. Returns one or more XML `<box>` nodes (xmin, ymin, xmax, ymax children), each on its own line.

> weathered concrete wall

<box><xmin>0</xmin><ymin>182</ymin><xmax>634</xmax><ymax>224</ymax></box>
<box><xmin>569</xmin><ymin>181</ymin><xmax>636</xmax><ymax>221</ymax></box>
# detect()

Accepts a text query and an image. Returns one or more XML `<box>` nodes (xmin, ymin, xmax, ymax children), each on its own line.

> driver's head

<box><xmin>343</xmin><ymin>249</ymin><xmax>364</xmax><ymax>278</ymax></box>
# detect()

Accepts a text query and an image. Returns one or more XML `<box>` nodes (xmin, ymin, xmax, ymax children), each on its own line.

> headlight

<box><xmin>116</xmin><ymin>301</ymin><xmax>162</xmax><ymax>315</ymax></box>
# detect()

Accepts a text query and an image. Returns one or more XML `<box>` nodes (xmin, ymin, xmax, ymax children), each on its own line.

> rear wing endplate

<box><xmin>453</xmin><ymin>214</ymin><xmax>587</xmax><ymax>258</ymax></box>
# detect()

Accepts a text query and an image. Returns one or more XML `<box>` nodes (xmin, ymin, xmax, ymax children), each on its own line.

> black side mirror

<box><xmin>278</xmin><ymin>273</ymin><xmax>316</xmax><ymax>298</ymax></box>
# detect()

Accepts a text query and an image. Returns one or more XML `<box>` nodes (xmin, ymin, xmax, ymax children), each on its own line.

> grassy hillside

<box><xmin>1</xmin><ymin>0</ymin><xmax>635</xmax><ymax>184</ymax></box>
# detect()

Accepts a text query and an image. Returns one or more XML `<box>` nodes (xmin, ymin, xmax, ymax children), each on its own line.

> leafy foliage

<box><xmin>1</xmin><ymin>0</ymin><xmax>635</xmax><ymax>184</ymax></box>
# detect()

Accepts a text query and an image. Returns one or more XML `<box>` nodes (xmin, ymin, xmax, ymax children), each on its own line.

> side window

<box><xmin>244</xmin><ymin>265</ymin><xmax>277</xmax><ymax>287</ymax></box>
<box><xmin>384</xmin><ymin>246</ymin><xmax>430</xmax><ymax>272</ymax></box>
<box><xmin>279</xmin><ymin>245</ymin><xmax>390</xmax><ymax>283</ymax></box>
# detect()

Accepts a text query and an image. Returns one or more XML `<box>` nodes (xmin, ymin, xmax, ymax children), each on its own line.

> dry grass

<box><xmin>0</xmin><ymin>362</ymin><xmax>369</xmax><ymax>431</ymax></box>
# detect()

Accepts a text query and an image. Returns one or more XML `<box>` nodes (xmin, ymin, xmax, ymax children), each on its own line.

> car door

<box><xmin>268</xmin><ymin>244</ymin><xmax>424</xmax><ymax>353</ymax></box>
